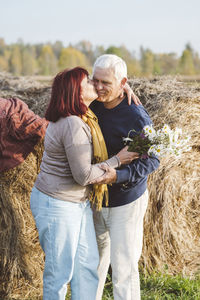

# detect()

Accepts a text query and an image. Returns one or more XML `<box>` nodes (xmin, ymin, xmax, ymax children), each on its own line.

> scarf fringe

<box><xmin>82</xmin><ymin>109</ymin><xmax>109</xmax><ymax>210</ymax></box>
<box><xmin>89</xmin><ymin>184</ymin><xmax>109</xmax><ymax>211</ymax></box>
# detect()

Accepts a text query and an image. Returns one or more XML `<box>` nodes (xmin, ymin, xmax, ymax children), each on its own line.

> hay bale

<box><xmin>129</xmin><ymin>76</ymin><xmax>200</xmax><ymax>275</ymax></box>
<box><xmin>0</xmin><ymin>73</ymin><xmax>199</xmax><ymax>298</ymax></box>
<box><xmin>0</xmin><ymin>73</ymin><xmax>50</xmax><ymax>299</ymax></box>
<box><xmin>0</xmin><ymin>72</ymin><xmax>51</xmax><ymax>116</ymax></box>
<box><xmin>0</xmin><ymin>140</ymin><xmax>44</xmax><ymax>299</ymax></box>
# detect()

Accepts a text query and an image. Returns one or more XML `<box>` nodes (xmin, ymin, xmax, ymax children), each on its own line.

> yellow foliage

<box><xmin>58</xmin><ymin>46</ymin><xmax>90</xmax><ymax>71</ymax></box>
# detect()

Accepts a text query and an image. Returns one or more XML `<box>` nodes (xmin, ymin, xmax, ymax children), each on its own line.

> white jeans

<box><xmin>93</xmin><ymin>190</ymin><xmax>148</xmax><ymax>300</ymax></box>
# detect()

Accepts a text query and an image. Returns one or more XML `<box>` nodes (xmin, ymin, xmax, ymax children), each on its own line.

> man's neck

<box><xmin>103</xmin><ymin>96</ymin><xmax>124</xmax><ymax>109</ymax></box>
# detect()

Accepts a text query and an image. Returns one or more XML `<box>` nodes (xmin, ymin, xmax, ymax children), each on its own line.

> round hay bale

<box><xmin>0</xmin><ymin>72</ymin><xmax>51</xmax><ymax>117</ymax></box>
<box><xmin>0</xmin><ymin>140</ymin><xmax>44</xmax><ymax>299</ymax></box>
<box><xmin>129</xmin><ymin>76</ymin><xmax>200</xmax><ymax>275</ymax></box>
<box><xmin>0</xmin><ymin>73</ymin><xmax>49</xmax><ymax>299</ymax></box>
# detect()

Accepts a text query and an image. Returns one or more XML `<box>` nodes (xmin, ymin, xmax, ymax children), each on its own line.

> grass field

<box><xmin>23</xmin><ymin>271</ymin><xmax>200</xmax><ymax>299</ymax></box>
<box><xmin>64</xmin><ymin>271</ymin><xmax>200</xmax><ymax>300</ymax></box>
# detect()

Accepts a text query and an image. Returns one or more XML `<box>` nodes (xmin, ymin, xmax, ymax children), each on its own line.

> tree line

<box><xmin>0</xmin><ymin>38</ymin><xmax>199</xmax><ymax>77</ymax></box>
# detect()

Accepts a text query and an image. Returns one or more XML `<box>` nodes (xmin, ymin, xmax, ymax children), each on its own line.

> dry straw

<box><xmin>129</xmin><ymin>76</ymin><xmax>200</xmax><ymax>276</ymax></box>
<box><xmin>0</xmin><ymin>141</ymin><xmax>44</xmax><ymax>299</ymax></box>
<box><xmin>0</xmin><ymin>73</ymin><xmax>199</xmax><ymax>298</ymax></box>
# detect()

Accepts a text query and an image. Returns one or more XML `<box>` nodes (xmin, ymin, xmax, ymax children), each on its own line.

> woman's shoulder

<box><xmin>59</xmin><ymin>115</ymin><xmax>91</xmax><ymax>136</ymax></box>
<box><xmin>61</xmin><ymin>115</ymin><xmax>92</xmax><ymax>145</ymax></box>
<box><xmin>56</xmin><ymin>115</ymin><xmax>86</xmax><ymax>128</ymax></box>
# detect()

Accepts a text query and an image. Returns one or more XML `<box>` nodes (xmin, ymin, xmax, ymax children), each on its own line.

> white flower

<box><xmin>125</xmin><ymin>123</ymin><xmax>191</xmax><ymax>159</ymax></box>
<box><xmin>175</xmin><ymin>127</ymin><xmax>182</xmax><ymax>135</ymax></box>
<box><xmin>170</xmin><ymin>127</ymin><xmax>182</xmax><ymax>144</ymax></box>
<box><xmin>148</xmin><ymin>145</ymin><xmax>156</xmax><ymax>156</ymax></box>
<box><xmin>185</xmin><ymin>146</ymin><xmax>192</xmax><ymax>152</ymax></box>
<box><xmin>162</xmin><ymin>124</ymin><xmax>171</xmax><ymax>134</ymax></box>
<box><xmin>148</xmin><ymin>144</ymin><xmax>164</xmax><ymax>157</ymax></box>
<box><xmin>123</xmin><ymin>137</ymin><xmax>133</xmax><ymax>143</ymax></box>
<box><xmin>183</xmin><ymin>136</ymin><xmax>191</xmax><ymax>143</ymax></box>
<box><xmin>154</xmin><ymin>144</ymin><xmax>165</xmax><ymax>156</ymax></box>
<box><xmin>143</xmin><ymin>125</ymin><xmax>156</xmax><ymax>141</ymax></box>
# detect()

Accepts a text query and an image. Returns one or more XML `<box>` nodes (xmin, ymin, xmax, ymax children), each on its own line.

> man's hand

<box><xmin>116</xmin><ymin>146</ymin><xmax>139</xmax><ymax>165</ymax></box>
<box><xmin>89</xmin><ymin>164</ymin><xmax>117</xmax><ymax>185</ymax></box>
<box><xmin>120</xmin><ymin>83</ymin><xmax>141</xmax><ymax>106</ymax></box>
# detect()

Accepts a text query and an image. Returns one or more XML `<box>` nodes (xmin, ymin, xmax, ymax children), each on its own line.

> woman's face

<box><xmin>80</xmin><ymin>76</ymin><xmax>98</xmax><ymax>106</ymax></box>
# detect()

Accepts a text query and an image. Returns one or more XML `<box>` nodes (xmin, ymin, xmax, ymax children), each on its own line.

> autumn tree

<box><xmin>93</xmin><ymin>45</ymin><xmax>105</xmax><ymax>61</ymax></box>
<box><xmin>140</xmin><ymin>47</ymin><xmax>154</xmax><ymax>76</ymax></box>
<box><xmin>75</xmin><ymin>40</ymin><xmax>94</xmax><ymax>64</ymax></box>
<box><xmin>0</xmin><ymin>39</ymin><xmax>199</xmax><ymax>77</ymax></box>
<box><xmin>58</xmin><ymin>46</ymin><xmax>89</xmax><ymax>71</ymax></box>
<box><xmin>0</xmin><ymin>56</ymin><xmax>8</xmax><ymax>72</ymax></box>
<box><xmin>193</xmin><ymin>52</ymin><xmax>200</xmax><ymax>74</ymax></box>
<box><xmin>52</xmin><ymin>41</ymin><xmax>63</xmax><ymax>59</ymax></box>
<box><xmin>179</xmin><ymin>49</ymin><xmax>195</xmax><ymax>75</ymax></box>
<box><xmin>0</xmin><ymin>38</ymin><xmax>9</xmax><ymax>71</ymax></box>
<box><xmin>38</xmin><ymin>45</ymin><xmax>58</xmax><ymax>75</ymax></box>
<box><xmin>9</xmin><ymin>45</ymin><xmax>22</xmax><ymax>75</ymax></box>
<box><xmin>0</xmin><ymin>38</ymin><xmax>6</xmax><ymax>55</ymax></box>
<box><xmin>106</xmin><ymin>46</ymin><xmax>123</xmax><ymax>57</ymax></box>
<box><xmin>105</xmin><ymin>45</ymin><xmax>141</xmax><ymax>76</ymax></box>
<box><xmin>21</xmin><ymin>47</ymin><xmax>37</xmax><ymax>75</ymax></box>
<box><xmin>120</xmin><ymin>46</ymin><xmax>141</xmax><ymax>76</ymax></box>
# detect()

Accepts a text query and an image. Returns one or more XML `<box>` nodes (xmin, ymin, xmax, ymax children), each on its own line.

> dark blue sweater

<box><xmin>90</xmin><ymin>97</ymin><xmax>160</xmax><ymax>207</ymax></box>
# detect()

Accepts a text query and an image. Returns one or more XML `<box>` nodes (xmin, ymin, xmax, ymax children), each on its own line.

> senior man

<box><xmin>89</xmin><ymin>54</ymin><xmax>160</xmax><ymax>300</ymax></box>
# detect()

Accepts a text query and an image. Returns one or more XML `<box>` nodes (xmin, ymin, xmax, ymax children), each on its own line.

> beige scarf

<box><xmin>82</xmin><ymin>108</ymin><xmax>109</xmax><ymax>210</ymax></box>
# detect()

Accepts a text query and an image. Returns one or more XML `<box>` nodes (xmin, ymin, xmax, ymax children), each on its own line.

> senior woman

<box><xmin>30</xmin><ymin>67</ymin><xmax>138</xmax><ymax>300</ymax></box>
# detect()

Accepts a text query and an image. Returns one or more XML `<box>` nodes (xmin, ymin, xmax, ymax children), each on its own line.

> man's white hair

<box><xmin>93</xmin><ymin>54</ymin><xmax>127</xmax><ymax>81</ymax></box>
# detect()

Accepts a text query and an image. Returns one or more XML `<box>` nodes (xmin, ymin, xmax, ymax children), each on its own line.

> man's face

<box><xmin>92</xmin><ymin>67</ymin><xmax>123</xmax><ymax>103</ymax></box>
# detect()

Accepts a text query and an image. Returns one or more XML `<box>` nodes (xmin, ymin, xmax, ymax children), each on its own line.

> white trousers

<box><xmin>93</xmin><ymin>190</ymin><xmax>148</xmax><ymax>300</ymax></box>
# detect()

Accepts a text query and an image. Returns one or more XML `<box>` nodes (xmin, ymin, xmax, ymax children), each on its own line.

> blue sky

<box><xmin>1</xmin><ymin>0</ymin><xmax>199</xmax><ymax>55</ymax></box>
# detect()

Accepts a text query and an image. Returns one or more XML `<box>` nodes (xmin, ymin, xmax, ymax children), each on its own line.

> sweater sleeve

<box><xmin>63</xmin><ymin>116</ymin><xmax>120</xmax><ymax>186</ymax></box>
<box><xmin>116</xmin><ymin>155</ymin><xmax>160</xmax><ymax>184</ymax></box>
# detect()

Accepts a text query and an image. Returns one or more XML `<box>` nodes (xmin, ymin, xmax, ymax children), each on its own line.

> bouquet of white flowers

<box><xmin>123</xmin><ymin>124</ymin><xmax>191</xmax><ymax>158</ymax></box>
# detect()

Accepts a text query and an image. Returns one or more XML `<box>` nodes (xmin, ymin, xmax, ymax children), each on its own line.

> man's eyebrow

<box><xmin>93</xmin><ymin>77</ymin><xmax>112</xmax><ymax>84</ymax></box>
<box><xmin>102</xmin><ymin>80</ymin><xmax>111</xmax><ymax>83</ymax></box>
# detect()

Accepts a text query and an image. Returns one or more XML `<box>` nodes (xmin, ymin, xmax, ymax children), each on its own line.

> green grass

<box><xmin>24</xmin><ymin>271</ymin><xmax>200</xmax><ymax>299</ymax></box>
<box><xmin>100</xmin><ymin>271</ymin><xmax>200</xmax><ymax>300</ymax></box>
<box><xmin>140</xmin><ymin>272</ymin><xmax>200</xmax><ymax>300</ymax></box>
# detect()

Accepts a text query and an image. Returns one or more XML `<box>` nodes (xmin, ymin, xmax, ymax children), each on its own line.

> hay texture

<box><xmin>0</xmin><ymin>72</ymin><xmax>51</xmax><ymax>116</ymax></box>
<box><xmin>0</xmin><ymin>74</ymin><xmax>50</xmax><ymax>299</ymax></box>
<box><xmin>0</xmin><ymin>141</ymin><xmax>45</xmax><ymax>299</ymax></box>
<box><xmin>129</xmin><ymin>76</ymin><xmax>200</xmax><ymax>276</ymax></box>
<box><xmin>0</xmin><ymin>73</ymin><xmax>199</xmax><ymax>298</ymax></box>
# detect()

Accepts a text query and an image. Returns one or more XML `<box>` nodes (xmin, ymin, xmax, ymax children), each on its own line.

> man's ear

<box><xmin>120</xmin><ymin>77</ymin><xmax>127</xmax><ymax>87</ymax></box>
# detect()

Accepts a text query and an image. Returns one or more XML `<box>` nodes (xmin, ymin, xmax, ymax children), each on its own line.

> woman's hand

<box><xmin>120</xmin><ymin>83</ymin><xmax>141</xmax><ymax>106</ymax></box>
<box><xmin>89</xmin><ymin>147</ymin><xmax>139</xmax><ymax>185</ymax></box>
<box><xmin>116</xmin><ymin>146</ymin><xmax>139</xmax><ymax>165</ymax></box>
<box><xmin>89</xmin><ymin>164</ymin><xmax>117</xmax><ymax>185</ymax></box>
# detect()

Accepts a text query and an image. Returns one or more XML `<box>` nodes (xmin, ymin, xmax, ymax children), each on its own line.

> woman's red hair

<box><xmin>45</xmin><ymin>67</ymin><xmax>88</xmax><ymax>122</ymax></box>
